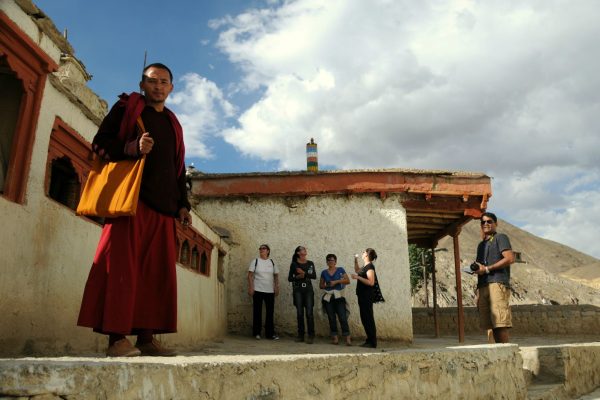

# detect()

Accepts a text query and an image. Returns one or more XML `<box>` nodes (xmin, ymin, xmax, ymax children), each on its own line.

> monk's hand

<box><xmin>178</xmin><ymin>208</ymin><xmax>192</xmax><ymax>226</ymax></box>
<box><xmin>139</xmin><ymin>132</ymin><xmax>154</xmax><ymax>154</ymax></box>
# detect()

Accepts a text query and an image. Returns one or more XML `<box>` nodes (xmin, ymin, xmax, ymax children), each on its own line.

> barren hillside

<box><xmin>412</xmin><ymin>219</ymin><xmax>600</xmax><ymax>307</ymax></box>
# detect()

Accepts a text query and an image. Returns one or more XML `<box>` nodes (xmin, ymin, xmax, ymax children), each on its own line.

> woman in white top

<box><xmin>248</xmin><ymin>244</ymin><xmax>280</xmax><ymax>340</ymax></box>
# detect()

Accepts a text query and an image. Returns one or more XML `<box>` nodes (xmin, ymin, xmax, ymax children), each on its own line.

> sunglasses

<box><xmin>480</xmin><ymin>219</ymin><xmax>495</xmax><ymax>225</ymax></box>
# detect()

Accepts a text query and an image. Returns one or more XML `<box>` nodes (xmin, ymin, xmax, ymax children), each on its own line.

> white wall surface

<box><xmin>194</xmin><ymin>193</ymin><xmax>413</xmax><ymax>341</ymax></box>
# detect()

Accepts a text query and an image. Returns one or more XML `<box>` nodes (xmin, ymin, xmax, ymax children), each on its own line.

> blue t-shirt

<box><xmin>320</xmin><ymin>267</ymin><xmax>347</xmax><ymax>291</ymax></box>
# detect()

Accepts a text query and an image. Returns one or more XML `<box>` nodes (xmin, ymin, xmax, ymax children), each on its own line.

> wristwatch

<box><xmin>484</xmin><ymin>266</ymin><xmax>490</xmax><ymax>274</ymax></box>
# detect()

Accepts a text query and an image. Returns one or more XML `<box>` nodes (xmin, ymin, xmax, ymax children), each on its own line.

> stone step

<box><xmin>529</xmin><ymin>385</ymin><xmax>600</xmax><ymax>400</ymax></box>
<box><xmin>0</xmin><ymin>344</ymin><xmax>528</xmax><ymax>399</ymax></box>
<box><xmin>527</xmin><ymin>383</ymin><xmax>567</xmax><ymax>400</ymax></box>
<box><xmin>521</xmin><ymin>343</ymin><xmax>600</xmax><ymax>400</ymax></box>
<box><xmin>573</xmin><ymin>387</ymin><xmax>600</xmax><ymax>400</ymax></box>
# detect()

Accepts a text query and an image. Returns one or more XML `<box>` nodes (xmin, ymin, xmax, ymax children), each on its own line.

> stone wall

<box><xmin>193</xmin><ymin>193</ymin><xmax>413</xmax><ymax>341</ymax></box>
<box><xmin>413</xmin><ymin>304</ymin><xmax>600</xmax><ymax>336</ymax></box>
<box><xmin>521</xmin><ymin>343</ymin><xmax>600</xmax><ymax>399</ymax></box>
<box><xmin>0</xmin><ymin>345</ymin><xmax>527</xmax><ymax>399</ymax></box>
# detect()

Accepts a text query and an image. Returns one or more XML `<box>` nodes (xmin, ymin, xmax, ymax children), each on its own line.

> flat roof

<box><xmin>188</xmin><ymin>168</ymin><xmax>492</xmax><ymax>246</ymax></box>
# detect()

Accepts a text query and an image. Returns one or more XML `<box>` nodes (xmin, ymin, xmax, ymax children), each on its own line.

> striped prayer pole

<box><xmin>306</xmin><ymin>138</ymin><xmax>318</xmax><ymax>172</ymax></box>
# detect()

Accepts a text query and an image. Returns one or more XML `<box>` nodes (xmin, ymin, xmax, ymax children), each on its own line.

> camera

<box><xmin>469</xmin><ymin>262</ymin><xmax>480</xmax><ymax>272</ymax></box>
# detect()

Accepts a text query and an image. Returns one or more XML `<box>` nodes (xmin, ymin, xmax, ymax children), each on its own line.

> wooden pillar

<box><xmin>423</xmin><ymin>252</ymin><xmax>429</xmax><ymax>308</ymax></box>
<box><xmin>431</xmin><ymin>243</ymin><xmax>439</xmax><ymax>338</ymax></box>
<box><xmin>452</xmin><ymin>233</ymin><xmax>465</xmax><ymax>343</ymax></box>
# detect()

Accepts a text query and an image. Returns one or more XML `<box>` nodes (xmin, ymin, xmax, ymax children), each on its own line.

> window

<box><xmin>191</xmin><ymin>246</ymin><xmax>199</xmax><ymax>270</ymax></box>
<box><xmin>180</xmin><ymin>240</ymin><xmax>190</xmax><ymax>265</ymax></box>
<box><xmin>0</xmin><ymin>12</ymin><xmax>58</xmax><ymax>203</ymax></box>
<box><xmin>217</xmin><ymin>250</ymin><xmax>226</xmax><ymax>283</ymax></box>
<box><xmin>200</xmin><ymin>252</ymin><xmax>208</xmax><ymax>275</ymax></box>
<box><xmin>48</xmin><ymin>156</ymin><xmax>80</xmax><ymax>209</ymax></box>
<box><xmin>0</xmin><ymin>57</ymin><xmax>22</xmax><ymax>193</ymax></box>
<box><xmin>176</xmin><ymin>224</ymin><xmax>213</xmax><ymax>277</ymax></box>
<box><xmin>45</xmin><ymin>118</ymin><xmax>94</xmax><ymax>213</ymax></box>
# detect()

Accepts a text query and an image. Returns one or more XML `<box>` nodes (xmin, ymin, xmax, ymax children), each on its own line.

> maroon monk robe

<box><xmin>77</xmin><ymin>201</ymin><xmax>178</xmax><ymax>334</ymax></box>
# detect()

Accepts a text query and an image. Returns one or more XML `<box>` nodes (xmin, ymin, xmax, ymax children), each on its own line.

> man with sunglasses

<box><xmin>474</xmin><ymin>212</ymin><xmax>515</xmax><ymax>343</ymax></box>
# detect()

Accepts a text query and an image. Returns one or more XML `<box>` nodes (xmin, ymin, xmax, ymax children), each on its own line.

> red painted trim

<box><xmin>45</xmin><ymin>117</ymin><xmax>92</xmax><ymax>195</ymax></box>
<box><xmin>176</xmin><ymin>223</ymin><xmax>213</xmax><ymax>277</ymax></box>
<box><xmin>0</xmin><ymin>11</ymin><xmax>58</xmax><ymax>204</ymax></box>
<box><xmin>191</xmin><ymin>171</ymin><xmax>492</xmax><ymax>199</ymax></box>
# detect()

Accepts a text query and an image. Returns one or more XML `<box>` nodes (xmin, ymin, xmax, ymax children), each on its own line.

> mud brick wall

<box><xmin>413</xmin><ymin>304</ymin><xmax>600</xmax><ymax>336</ymax></box>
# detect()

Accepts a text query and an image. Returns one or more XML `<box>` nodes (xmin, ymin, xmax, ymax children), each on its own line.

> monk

<box><xmin>77</xmin><ymin>63</ymin><xmax>191</xmax><ymax>357</ymax></box>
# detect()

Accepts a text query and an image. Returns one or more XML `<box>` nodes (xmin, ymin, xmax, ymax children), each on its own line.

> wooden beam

<box><xmin>407</xmin><ymin>230</ymin><xmax>439</xmax><ymax>236</ymax></box>
<box><xmin>407</xmin><ymin>216</ymin><xmax>462</xmax><ymax>225</ymax></box>
<box><xmin>405</xmin><ymin>211</ymin><xmax>463</xmax><ymax>219</ymax></box>
<box><xmin>408</xmin><ymin>222</ymin><xmax>446</xmax><ymax>230</ymax></box>
<box><xmin>402</xmin><ymin>198</ymin><xmax>485</xmax><ymax>214</ymax></box>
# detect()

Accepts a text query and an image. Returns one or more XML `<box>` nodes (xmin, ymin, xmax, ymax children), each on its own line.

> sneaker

<box><xmin>255</xmin><ymin>335</ymin><xmax>261</xmax><ymax>340</ymax></box>
<box><xmin>135</xmin><ymin>338</ymin><xmax>177</xmax><ymax>357</ymax></box>
<box><xmin>106</xmin><ymin>338</ymin><xmax>141</xmax><ymax>357</ymax></box>
<box><xmin>306</xmin><ymin>336</ymin><xmax>314</xmax><ymax>344</ymax></box>
<box><xmin>269</xmin><ymin>335</ymin><xmax>279</xmax><ymax>340</ymax></box>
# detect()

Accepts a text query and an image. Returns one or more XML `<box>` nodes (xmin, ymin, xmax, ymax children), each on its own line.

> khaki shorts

<box><xmin>478</xmin><ymin>283</ymin><xmax>512</xmax><ymax>329</ymax></box>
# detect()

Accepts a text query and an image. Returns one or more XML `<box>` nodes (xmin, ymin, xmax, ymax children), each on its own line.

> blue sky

<box><xmin>35</xmin><ymin>0</ymin><xmax>278</xmax><ymax>172</ymax></box>
<box><xmin>34</xmin><ymin>0</ymin><xmax>600</xmax><ymax>259</ymax></box>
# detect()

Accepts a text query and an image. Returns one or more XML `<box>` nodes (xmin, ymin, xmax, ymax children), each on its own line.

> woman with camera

<box><xmin>288</xmin><ymin>246</ymin><xmax>317</xmax><ymax>343</ymax></box>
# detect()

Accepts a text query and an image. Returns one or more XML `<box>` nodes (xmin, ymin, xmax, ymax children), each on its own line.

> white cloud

<box><xmin>519</xmin><ymin>187</ymin><xmax>600</xmax><ymax>259</ymax></box>
<box><xmin>168</xmin><ymin>73</ymin><xmax>236</xmax><ymax>158</ymax></box>
<box><xmin>208</xmin><ymin>0</ymin><xmax>600</xmax><ymax>257</ymax></box>
<box><xmin>491</xmin><ymin>168</ymin><xmax>600</xmax><ymax>257</ymax></box>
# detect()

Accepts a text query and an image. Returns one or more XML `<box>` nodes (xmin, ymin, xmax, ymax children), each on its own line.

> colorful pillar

<box><xmin>306</xmin><ymin>138</ymin><xmax>318</xmax><ymax>172</ymax></box>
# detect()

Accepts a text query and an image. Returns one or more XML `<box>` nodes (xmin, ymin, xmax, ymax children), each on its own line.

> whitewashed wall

<box><xmin>0</xmin><ymin>2</ymin><xmax>228</xmax><ymax>356</ymax></box>
<box><xmin>194</xmin><ymin>193</ymin><xmax>414</xmax><ymax>341</ymax></box>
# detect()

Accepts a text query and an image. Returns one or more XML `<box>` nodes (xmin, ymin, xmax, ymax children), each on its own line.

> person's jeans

<box><xmin>252</xmin><ymin>291</ymin><xmax>275</xmax><ymax>337</ymax></box>
<box><xmin>293</xmin><ymin>288</ymin><xmax>314</xmax><ymax>337</ymax></box>
<box><xmin>324</xmin><ymin>297</ymin><xmax>350</xmax><ymax>336</ymax></box>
